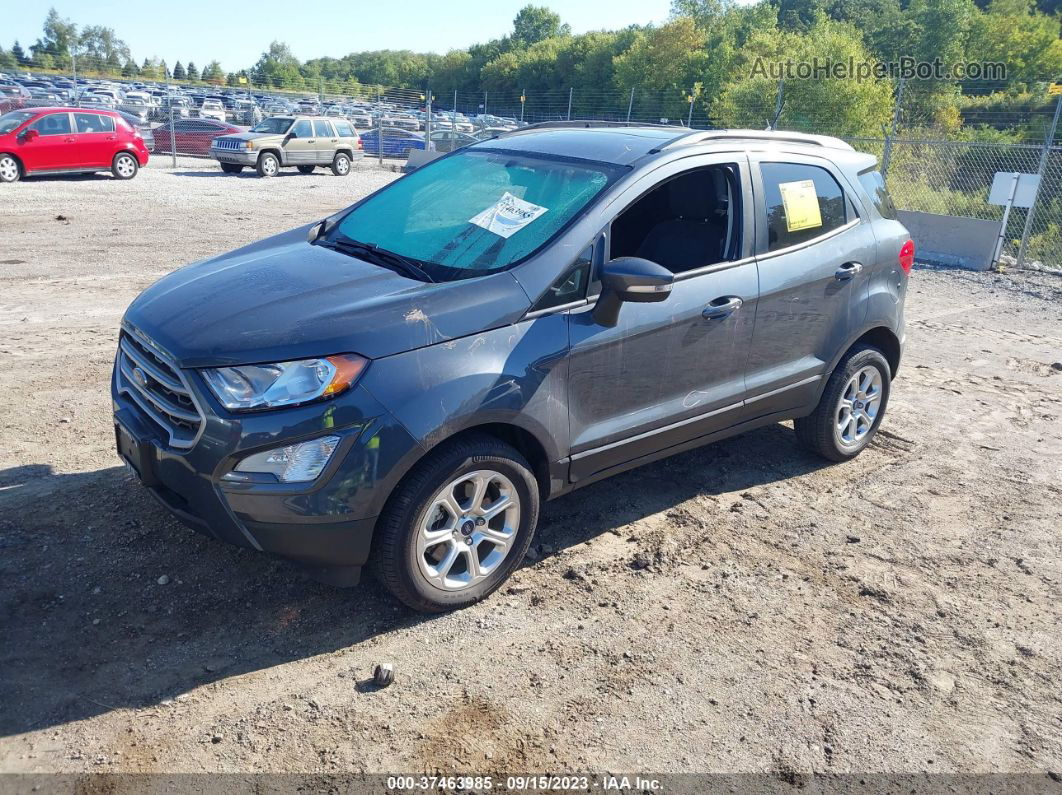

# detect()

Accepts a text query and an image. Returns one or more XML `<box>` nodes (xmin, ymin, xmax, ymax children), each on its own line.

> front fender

<box><xmin>360</xmin><ymin>314</ymin><xmax>570</xmax><ymax>469</ymax></box>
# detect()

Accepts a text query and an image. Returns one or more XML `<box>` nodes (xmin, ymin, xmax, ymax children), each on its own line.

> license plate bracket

<box><xmin>115</xmin><ymin>417</ymin><xmax>160</xmax><ymax>487</ymax></box>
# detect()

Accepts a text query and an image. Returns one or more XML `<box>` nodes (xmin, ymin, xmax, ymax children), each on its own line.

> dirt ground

<box><xmin>1</xmin><ymin>157</ymin><xmax>1061</xmax><ymax>777</ymax></box>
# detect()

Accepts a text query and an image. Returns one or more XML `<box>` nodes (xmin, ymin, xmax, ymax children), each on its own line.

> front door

<box><xmin>283</xmin><ymin>119</ymin><xmax>316</xmax><ymax>164</ymax></box>
<box><xmin>19</xmin><ymin>112</ymin><xmax>79</xmax><ymax>171</ymax></box>
<box><xmin>742</xmin><ymin>155</ymin><xmax>877</xmax><ymax>418</ymax></box>
<box><xmin>566</xmin><ymin>155</ymin><xmax>758</xmax><ymax>482</ymax></box>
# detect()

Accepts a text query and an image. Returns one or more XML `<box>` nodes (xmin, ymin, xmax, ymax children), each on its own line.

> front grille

<box><xmin>117</xmin><ymin>332</ymin><xmax>203</xmax><ymax>449</ymax></box>
<box><xmin>213</xmin><ymin>138</ymin><xmax>243</xmax><ymax>150</ymax></box>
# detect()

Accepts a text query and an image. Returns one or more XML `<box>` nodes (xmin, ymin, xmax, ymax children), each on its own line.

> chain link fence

<box><xmin>2</xmin><ymin>59</ymin><xmax>1060</xmax><ymax>266</ymax></box>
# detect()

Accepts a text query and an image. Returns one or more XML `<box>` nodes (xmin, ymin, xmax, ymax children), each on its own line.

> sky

<box><xmin>6</xmin><ymin>1</ymin><xmax>675</xmax><ymax>74</ymax></box>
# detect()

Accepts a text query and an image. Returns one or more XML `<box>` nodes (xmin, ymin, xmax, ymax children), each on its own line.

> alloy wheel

<box><xmin>416</xmin><ymin>470</ymin><xmax>520</xmax><ymax>591</ymax></box>
<box><xmin>0</xmin><ymin>156</ymin><xmax>19</xmax><ymax>182</ymax></box>
<box><xmin>835</xmin><ymin>365</ymin><xmax>883</xmax><ymax>447</ymax></box>
<box><xmin>115</xmin><ymin>155</ymin><xmax>135</xmax><ymax>178</ymax></box>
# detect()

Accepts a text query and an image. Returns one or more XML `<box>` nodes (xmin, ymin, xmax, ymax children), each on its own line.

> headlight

<box><xmin>244</xmin><ymin>139</ymin><xmax>254</xmax><ymax>150</ymax></box>
<box><xmin>235</xmin><ymin>435</ymin><xmax>340</xmax><ymax>482</ymax></box>
<box><xmin>201</xmin><ymin>354</ymin><xmax>367</xmax><ymax>411</ymax></box>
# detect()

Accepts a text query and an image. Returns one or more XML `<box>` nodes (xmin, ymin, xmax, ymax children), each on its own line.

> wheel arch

<box><xmin>368</xmin><ymin>420</ymin><xmax>554</xmax><ymax>520</ymax></box>
<box><xmin>257</xmin><ymin>147</ymin><xmax>283</xmax><ymax>165</ymax></box>
<box><xmin>810</xmin><ymin>325</ymin><xmax>902</xmax><ymax>407</ymax></box>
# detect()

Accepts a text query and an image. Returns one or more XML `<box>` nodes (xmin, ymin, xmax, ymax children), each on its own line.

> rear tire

<box><xmin>794</xmin><ymin>344</ymin><xmax>891</xmax><ymax>462</ymax></box>
<box><xmin>111</xmin><ymin>152</ymin><xmax>138</xmax><ymax>180</ymax></box>
<box><xmin>297</xmin><ymin>164</ymin><xmax>316</xmax><ymax>174</ymax></box>
<box><xmin>0</xmin><ymin>154</ymin><xmax>20</xmax><ymax>183</ymax></box>
<box><xmin>331</xmin><ymin>152</ymin><xmax>351</xmax><ymax>176</ymax></box>
<box><xmin>256</xmin><ymin>152</ymin><xmax>280</xmax><ymax>177</ymax></box>
<box><xmin>220</xmin><ymin>163</ymin><xmax>243</xmax><ymax>174</ymax></box>
<box><xmin>371</xmin><ymin>434</ymin><xmax>540</xmax><ymax>613</ymax></box>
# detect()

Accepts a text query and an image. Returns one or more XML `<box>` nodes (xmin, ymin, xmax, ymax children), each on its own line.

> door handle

<box><xmin>702</xmin><ymin>296</ymin><xmax>743</xmax><ymax>319</ymax></box>
<box><xmin>835</xmin><ymin>261</ymin><xmax>863</xmax><ymax>280</ymax></box>
<box><xmin>64</xmin><ymin>137</ymin><xmax>76</xmax><ymax>143</ymax></box>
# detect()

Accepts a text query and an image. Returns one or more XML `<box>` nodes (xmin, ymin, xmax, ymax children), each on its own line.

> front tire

<box><xmin>220</xmin><ymin>163</ymin><xmax>243</xmax><ymax>174</ymax></box>
<box><xmin>0</xmin><ymin>154</ymin><xmax>20</xmax><ymax>183</ymax></box>
<box><xmin>112</xmin><ymin>152</ymin><xmax>138</xmax><ymax>180</ymax></box>
<box><xmin>371</xmin><ymin>434</ymin><xmax>540</xmax><ymax>612</ymax></box>
<box><xmin>794</xmin><ymin>344</ymin><xmax>891</xmax><ymax>462</ymax></box>
<box><xmin>256</xmin><ymin>152</ymin><xmax>280</xmax><ymax>177</ymax></box>
<box><xmin>331</xmin><ymin>152</ymin><xmax>351</xmax><ymax>176</ymax></box>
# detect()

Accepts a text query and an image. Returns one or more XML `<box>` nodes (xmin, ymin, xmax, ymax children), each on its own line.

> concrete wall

<box><xmin>896</xmin><ymin>210</ymin><xmax>1001</xmax><ymax>271</ymax></box>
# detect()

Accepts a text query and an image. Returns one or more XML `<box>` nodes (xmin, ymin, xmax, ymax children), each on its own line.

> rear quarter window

<box><xmin>858</xmin><ymin>170</ymin><xmax>898</xmax><ymax>220</ymax></box>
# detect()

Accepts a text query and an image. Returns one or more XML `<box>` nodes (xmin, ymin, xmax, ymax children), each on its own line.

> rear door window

<box><xmin>313</xmin><ymin>120</ymin><xmax>334</xmax><ymax>138</ymax></box>
<box><xmin>858</xmin><ymin>169</ymin><xmax>898</xmax><ymax>219</ymax></box>
<box><xmin>74</xmin><ymin>113</ymin><xmax>115</xmax><ymax>133</ymax></box>
<box><xmin>760</xmin><ymin>162</ymin><xmax>848</xmax><ymax>251</ymax></box>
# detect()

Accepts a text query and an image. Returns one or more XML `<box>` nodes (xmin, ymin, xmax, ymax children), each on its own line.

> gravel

<box><xmin>1</xmin><ymin>158</ymin><xmax>1061</xmax><ymax>775</ymax></box>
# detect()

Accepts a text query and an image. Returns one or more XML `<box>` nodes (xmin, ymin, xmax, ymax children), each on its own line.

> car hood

<box><xmin>122</xmin><ymin>225</ymin><xmax>533</xmax><ymax>368</ymax></box>
<box><xmin>215</xmin><ymin>131</ymin><xmax>279</xmax><ymax>143</ymax></box>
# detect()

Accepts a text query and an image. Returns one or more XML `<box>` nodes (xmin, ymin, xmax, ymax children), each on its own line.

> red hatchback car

<box><xmin>0</xmin><ymin>106</ymin><xmax>150</xmax><ymax>183</ymax></box>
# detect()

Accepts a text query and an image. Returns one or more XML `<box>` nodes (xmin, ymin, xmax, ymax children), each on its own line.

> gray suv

<box><xmin>112</xmin><ymin>124</ymin><xmax>912</xmax><ymax>612</ymax></box>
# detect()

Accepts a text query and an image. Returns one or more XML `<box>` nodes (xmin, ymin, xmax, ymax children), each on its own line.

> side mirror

<box><xmin>592</xmin><ymin>257</ymin><xmax>674</xmax><ymax>327</ymax></box>
<box><xmin>20</xmin><ymin>128</ymin><xmax>39</xmax><ymax>143</ymax></box>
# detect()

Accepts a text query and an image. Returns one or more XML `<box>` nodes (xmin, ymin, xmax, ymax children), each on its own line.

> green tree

<box><xmin>172</xmin><ymin>60</ymin><xmax>185</xmax><ymax>80</ymax></box>
<box><xmin>121</xmin><ymin>59</ymin><xmax>139</xmax><ymax>77</ymax></box>
<box><xmin>715</xmin><ymin>16</ymin><xmax>894</xmax><ymax>137</ymax></box>
<box><xmin>511</xmin><ymin>5</ymin><xmax>570</xmax><ymax>47</ymax></box>
<box><xmin>186</xmin><ymin>61</ymin><xmax>198</xmax><ymax>81</ymax></box>
<box><xmin>967</xmin><ymin>0</ymin><xmax>1062</xmax><ymax>83</ymax></box>
<box><xmin>78</xmin><ymin>25</ymin><xmax>130</xmax><ymax>72</ymax></box>
<box><xmin>0</xmin><ymin>47</ymin><xmax>16</xmax><ymax>71</ymax></box>
<box><xmin>202</xmin><ymin>60</ymin><xmax>225</xmax><ymax>83</ymax></box>
<box><xmin>252</xmin><ymin>41</ymin><xmax>303</xmax><ymax>88</ymax></box>
<box><xmin>31</xmin><ymin>8</ymin><xmax>77</xmax><ymax>69</ymax></box>
<box><xmin>12</xmin><ymin>40</ymin><xmax>28</xmax><ymax>66</ymax></box>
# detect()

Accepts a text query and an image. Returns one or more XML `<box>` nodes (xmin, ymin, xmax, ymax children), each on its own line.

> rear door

<box><xmin>742</xmin><ymin>154</ymin><xmax>876</xmax><ymax>418</ymax></box>
<box><xmin>312</xmin><ymin>120</ymin><xmax>337</xmax><ymax>164</ymax></box>
<box><xmin>72</xmin><ymin>112</ymin><xmax>117</xmax><ymax>168</ymax></box>
<box><xmin>20</xmin><ymin>112</ymin><xmax>79</xmax><ymax>171</ymax></box>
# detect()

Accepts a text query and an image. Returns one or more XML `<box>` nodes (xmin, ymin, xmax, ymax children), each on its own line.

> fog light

<box><xmin>235</xmin><ymin>435</ymin><xmax>340</xmax><ymax>483</ymax></box>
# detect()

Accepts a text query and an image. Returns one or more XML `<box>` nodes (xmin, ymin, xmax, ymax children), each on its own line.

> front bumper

<box><xmin>210</xmin><ymin>147</ymin><xmax>258</xmax><ymax>165</ymax></box>
<box><xmin>112</xmin><ymin>348</ymin><xmax>422</xmax><ymax>581</ymax></box>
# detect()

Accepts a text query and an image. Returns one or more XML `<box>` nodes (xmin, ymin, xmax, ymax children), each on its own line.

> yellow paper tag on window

<box><xmin>778</xmin><ymin>179</ymin><xmax>822</xmax><ymax>232</ymax></box>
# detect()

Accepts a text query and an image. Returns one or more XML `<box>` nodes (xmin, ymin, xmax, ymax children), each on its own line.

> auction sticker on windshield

<box><xmin>469</xmin><ymin>192</ymin><xmax>548</xmax><ymax>238</ymax></box>
<box><xmin>778</xmin><ymin>179</ymin><xmax>822</xmax><ymax>232</ymax></box>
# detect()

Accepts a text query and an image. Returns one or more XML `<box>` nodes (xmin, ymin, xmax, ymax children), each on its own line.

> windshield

<box><xmin>251</xmin><ymin>117</ymin><xmax>293</xmax><ymax>134</ymax></box>
<box><xmin>0</xmin><ymin>111</ymin><xmax>36</xmax><ymax>135</ymax></box>
<box><xmin>330</xmin><ymin>149</ymin><xmax>622</xmax><ymax>280</ymax></box>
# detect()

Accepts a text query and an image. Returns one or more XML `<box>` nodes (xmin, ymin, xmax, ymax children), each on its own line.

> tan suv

<box><xmin>210</xmin><ymin>115</ymin><xmax>363</xmax><ymax>177</ymax></box>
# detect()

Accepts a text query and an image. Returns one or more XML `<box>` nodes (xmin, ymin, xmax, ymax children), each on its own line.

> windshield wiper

<box><xmin>317</xmin><ymin>236</ymin><xmax>435</xmax><ymax>283</ymax></box>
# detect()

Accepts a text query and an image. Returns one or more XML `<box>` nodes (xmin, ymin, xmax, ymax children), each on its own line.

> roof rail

<box><xmin>504</xmin><ymin>119</ymin><xmax>684</xmax><ymax>134</ymax></box>
<box><xmin>652</xmin><ymin>128</ymin><xmax>854</xmax><ymax>152</ymax></box>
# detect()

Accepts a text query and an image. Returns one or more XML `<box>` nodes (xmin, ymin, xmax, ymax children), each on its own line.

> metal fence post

<box><xmin>169</xmin><ymin>104</ymin><xmax>176</xmax><ymax>169</ymax></box>
<box><xmin>452</xmin><ymin>90</ymin><xmax>457</xmax><ymax>149</ymax></box>
<box><xmin>567</xmin><ymin>87</ymin><xmax>573</xmax><ymax>121</ymax></box>
<box><xmin>520</xmin><ymin>88</ymin><xmax>525</xmax><ymax>123</ymax></box>
<box><xmin>425</xmin><ymin>89</ymin><xmax>432</xmax><ymax>150</ymax></box>
<box><xmin>687</xmin><ymin>89</ymin><xmax>694</xmax><ymax>127</ymax></box>
<box><xmin>377</xmin><ymin>108</ymin><xmax>383</xmax><ymax>167</ymax></box>
<box><xmin>626</xmin><ymin>87</ymin><xmax>634</xmax><ymax>123</ymax></box>
<box><xmin>881</xmin><ymin>77</ymin><xmax>904</xmax><ymax>183</ymax></box>
<box><xmin>1016</xmin><ymin>92</ymin><xmax>1062</xmax><ymax>269</ymax></box>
